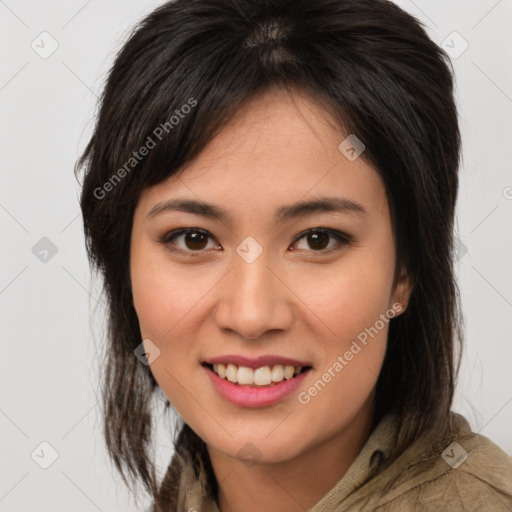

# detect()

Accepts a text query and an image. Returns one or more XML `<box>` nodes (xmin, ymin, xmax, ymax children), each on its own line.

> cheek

<box><xmin>294</xmin><ymin>251</ymin><xmax>395</xmax><ymax>342</ymax></box>
<box><xmin>131</xmin><ymin>255</ymin><xmax>206</xmax><ymax>416</ymax></box>
<box><xmin>295</xmin><ymin>266</ymin><xmax>391</xmax><ymax>430</ymax></box>
<box><xmin>130</xmin><ymin>246</ymin><xmax>222</xmax><ymax>416</ymax></box>
<box><xmin>130</xmin><ymin>244</ymin><xmax>218</xmax><ymax>340</ymax></box>
<box><xmin>290</xmin><ymin>250</ymin><xmax>393</xmax><ymax>412</ymax></box>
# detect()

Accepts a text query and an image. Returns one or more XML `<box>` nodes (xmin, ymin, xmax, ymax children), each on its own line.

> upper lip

<box><xmin>203</xmin><ymin>354</ymin><xmax>312</xmax><ymax>369</ymax></box>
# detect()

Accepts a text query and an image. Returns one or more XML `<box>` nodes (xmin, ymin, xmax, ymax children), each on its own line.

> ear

<box><xmin>391</xmin><ymin>270</ymin><xmax>414</xmax><ymax>316</ymax></box>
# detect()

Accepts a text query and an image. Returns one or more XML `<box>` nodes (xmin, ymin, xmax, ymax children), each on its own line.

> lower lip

<box><xmin>203</xmin><ymin>365</ymin><xmax>312</xmax><ymax>408</ymax></box>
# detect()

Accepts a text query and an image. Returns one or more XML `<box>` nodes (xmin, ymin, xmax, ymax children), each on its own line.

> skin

<box><xmin>130</xmin><ymin>87</ymin><xmax>412</xmax><ymax>512</ymax></box>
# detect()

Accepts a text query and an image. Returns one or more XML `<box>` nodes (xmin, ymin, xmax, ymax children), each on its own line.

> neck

<box><xmin>207</xmin><ymin>402</ymin><xmax>375</xmax><ymax>512</ymax></box>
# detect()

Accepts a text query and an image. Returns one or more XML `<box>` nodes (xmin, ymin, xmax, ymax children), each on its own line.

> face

<box><xmin>130</xmin><ymin>88</ymin><xmax>411</xmax><ymax>465</ymax></box>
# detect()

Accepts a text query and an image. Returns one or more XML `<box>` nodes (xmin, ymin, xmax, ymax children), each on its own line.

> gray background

<box><xmin>1</xmin><ymin>0</ymin><xmax>511</xmax><ymax>510</ymax></box>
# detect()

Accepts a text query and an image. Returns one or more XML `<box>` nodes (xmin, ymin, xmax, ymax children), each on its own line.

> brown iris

<box><xmin>184</xmin><ymin>231</ymin><xmax>209</xmax><ymax>250</ymax></box>
<box><xmin>306</xmin><ymin>231</ymin><xmax>330</xmax><ymax>251</ymax></box>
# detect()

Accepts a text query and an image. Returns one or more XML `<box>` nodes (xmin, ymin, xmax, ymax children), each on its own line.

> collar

<box><xmin>307</xmin><ymin>412</ymin><xmax>398</xmax><ymax>512</ymax></box>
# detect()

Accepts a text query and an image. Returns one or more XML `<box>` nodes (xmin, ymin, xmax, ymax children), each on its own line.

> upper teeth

<box><xmin>212</xmin><ymin>363</ymin><xmax>303</xmax><ymax>386</ymax></box>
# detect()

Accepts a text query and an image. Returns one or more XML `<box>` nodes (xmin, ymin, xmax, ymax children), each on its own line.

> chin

<box><xmin>206</xmin><ymin>429</ymin><xmax>310</xmax><ymax>466</ymax></box>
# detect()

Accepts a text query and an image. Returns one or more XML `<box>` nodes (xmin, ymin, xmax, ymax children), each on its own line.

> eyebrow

<box><xmin>146</xmin><ymin>196</ymin><xmax>368</xmax><ymax>223</ymax></box>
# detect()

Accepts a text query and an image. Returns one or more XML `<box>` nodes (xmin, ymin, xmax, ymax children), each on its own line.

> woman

<box><xmin>76</xmin><ymin>0</ymin><xmax>512</xmax><ymax>510</ymax></box>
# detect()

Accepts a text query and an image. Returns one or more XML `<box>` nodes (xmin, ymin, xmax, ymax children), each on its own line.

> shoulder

<box><xmin>407</xmin><ymin>467</ymin><xmax>512</xmax><ymax>511</ymax></box>
<box><xmin>373</xmin><ymin>413</ymin><xmax>512</xmax><ymax>511</ymax></box>
<box><xmin>447</xmin><ymin>414</ymin><xmax>512</xmax><ymax>497</ymax></box>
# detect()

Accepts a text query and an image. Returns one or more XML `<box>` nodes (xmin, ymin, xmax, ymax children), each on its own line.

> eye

<box><xmin>159</xmin><ymin>227</ymin><xmax>351</xmax><ymax>255</ymax></box>
<box><xmin>160</xmin><ymin>228</ymin><xmax>220</xmax><ymax>254</ymax></box>
<box><xmin>291</xmin><ymin>228</ymin><xmax>351</xmax><ymax>254</ymax></box>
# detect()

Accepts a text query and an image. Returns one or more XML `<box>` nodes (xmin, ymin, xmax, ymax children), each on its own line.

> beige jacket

<box><xmin>160</xmin><ymin>412</ymin><xmax>512</xmax><ymax>511</ymax></box>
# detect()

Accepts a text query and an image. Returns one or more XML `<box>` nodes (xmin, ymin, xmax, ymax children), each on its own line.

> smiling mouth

<box><xmin>202</xmin><ymin>362</ymin><xmax>312</xmax><ymax>387</ymax></box>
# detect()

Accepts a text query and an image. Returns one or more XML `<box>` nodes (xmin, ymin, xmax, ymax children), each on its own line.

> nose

<box><xmin>213</xmin><ymin>250</ymin><xmax>294</xmax><ymax>340</ymax></box>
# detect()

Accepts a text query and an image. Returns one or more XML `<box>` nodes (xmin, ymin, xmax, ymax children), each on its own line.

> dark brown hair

<box><xmin>75</xmin><ymin>0</ymin><xmax>463</xmax><ymax>509</ymax></box>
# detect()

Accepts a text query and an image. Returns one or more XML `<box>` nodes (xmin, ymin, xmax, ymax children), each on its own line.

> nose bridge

<box><xmin>214</xmin><ymin>248</ymin><xmax>292</xmax><ymax>339</ymax></box>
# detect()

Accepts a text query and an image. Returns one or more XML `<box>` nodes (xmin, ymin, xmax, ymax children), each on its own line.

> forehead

<box><xmin>136</xmin><ymin>88</ymin><xmax>387</xmax><ymax>220</ymax></box>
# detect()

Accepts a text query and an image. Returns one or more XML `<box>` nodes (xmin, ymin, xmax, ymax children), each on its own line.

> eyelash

<box><xmin>159</xmin><ymin>227</ymin><xmax>352</xmax><ymax>256</ymax></box>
